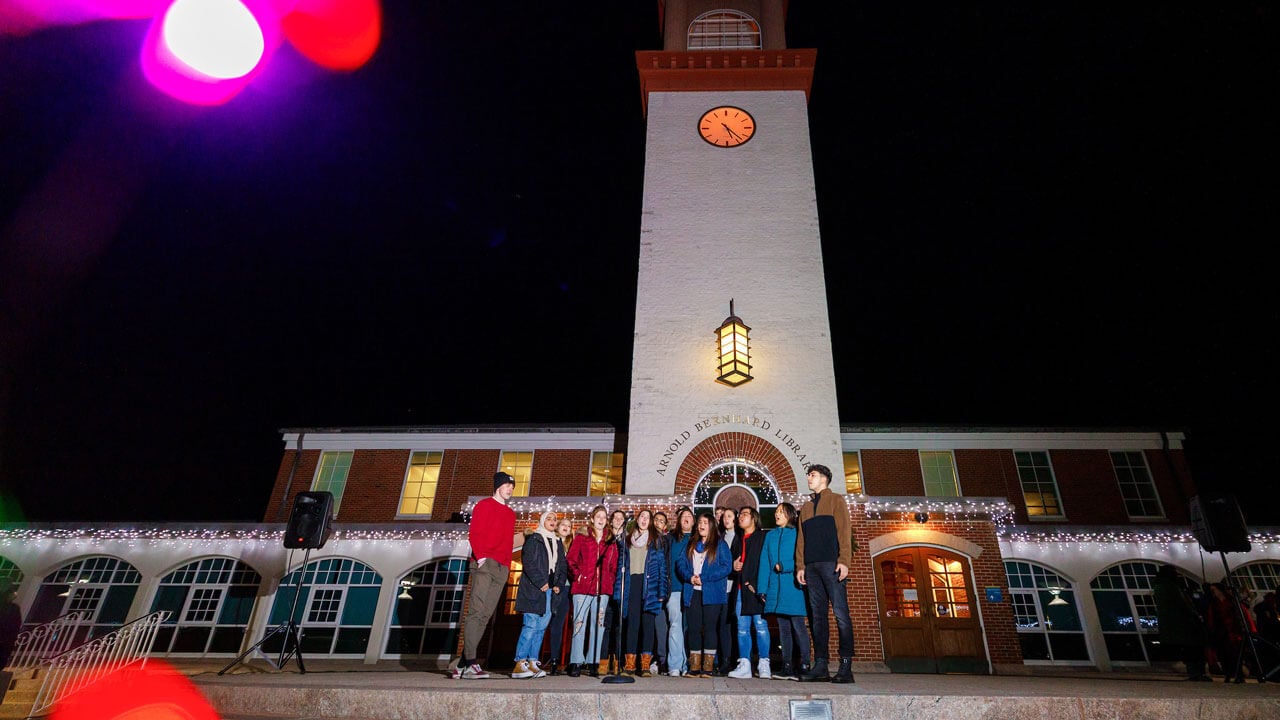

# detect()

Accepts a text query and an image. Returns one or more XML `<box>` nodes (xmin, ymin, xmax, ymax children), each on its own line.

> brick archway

<box><xmin>674</xmin><ymin>431</ymin><xmax>798</xmax><ymax>495</ymax></box>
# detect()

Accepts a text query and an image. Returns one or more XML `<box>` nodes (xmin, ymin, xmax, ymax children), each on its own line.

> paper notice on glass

<box><xmin>903</xmin><ymin>589</ymin><xmax>918</xmax><ymax>602</ymax></box>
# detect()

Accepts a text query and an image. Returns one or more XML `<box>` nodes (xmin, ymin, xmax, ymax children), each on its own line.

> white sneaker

<box><xmin>728</xmin><ymin>658</ymin><xmax>752</xmax><ymax>679</ymax></box>
<box><xmin>461</xmin><ymin>663</ymin><xmax>489</xmax><ymax>679</ymax></box>
<box><xmin>530</xmin><ymin>660</ymin><xmax>547</xmax><ymax>678</ymax></box>
<box><xmin>668</xmin><ymin>665</ymin><xmax>683</xmax><ymax>677</ymax></box>
<box><xmin>757</xmin><ymin>659</ymin><xmax>772</xmax><ymax>679</ymax></box>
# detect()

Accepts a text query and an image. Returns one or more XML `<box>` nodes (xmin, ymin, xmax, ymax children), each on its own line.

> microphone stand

<box><xmin>603</xmin><ymin>529</ymin><xmax>634</xmax><ymax>684</ymax></box>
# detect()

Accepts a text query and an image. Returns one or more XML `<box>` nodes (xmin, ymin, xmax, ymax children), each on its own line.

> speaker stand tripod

<box><xmin>1218</xmin><ymin>552</ymin><xmax>1280</xmax><ymax>683</ymax></box>
<box><xmin>219</xmin><ymin>548</ymin><xmax>312</xmax><ymax>675</ymax></box>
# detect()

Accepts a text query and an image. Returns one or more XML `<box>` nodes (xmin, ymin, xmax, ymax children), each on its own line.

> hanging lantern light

<box><xmin>715</xmin><ymin>299</ymin><xmax>753</xmax><ymax>387</ymax></box>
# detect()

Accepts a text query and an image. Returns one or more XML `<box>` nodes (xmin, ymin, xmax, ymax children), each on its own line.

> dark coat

<box><xmin>515</xmin><ymin>532</ymin><xmax>567</xmax><ymax>614</ymax></box>
<box><xmin>1152</xmin><ymin>574</ymin><xmax>1206</xmax><ymax>647</ymax></box>
<box><xmin>730</xmin><ymin>529</ymin><xmax>768</xmax><ymax>616</ymax></box>
<box><xmin>614</xmin><ymin>534</ymin><xmax>670</xmax><ymax>617</ymax></box>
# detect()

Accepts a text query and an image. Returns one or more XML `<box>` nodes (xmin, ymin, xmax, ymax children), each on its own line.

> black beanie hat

<box><xmin>494</xmin><ymin>472</ymin><xmax>515</xmax><ymax>490</ymax></box>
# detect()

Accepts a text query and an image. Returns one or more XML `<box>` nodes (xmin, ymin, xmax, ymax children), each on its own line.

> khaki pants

<box><xmin>463</xmin><ymin>558</ymin><xmax>508</xmax><ymax>660</ymax></box>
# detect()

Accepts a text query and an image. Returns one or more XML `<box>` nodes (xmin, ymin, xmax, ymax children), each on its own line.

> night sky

<box><xmin>1</xmin><ymin>4</ymin><xmax>1275</xmax><ymax>524</ymax></box>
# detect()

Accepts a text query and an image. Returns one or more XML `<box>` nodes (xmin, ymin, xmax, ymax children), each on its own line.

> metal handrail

<box><xmin>28</xmin><ymin>610</ymin><xmax>170</xmax><ymax>716</ymax></box>
<box><xmin>5</xmin><ymin>611</ymin><xmax>92</xmax><ymax>671</ymax></box>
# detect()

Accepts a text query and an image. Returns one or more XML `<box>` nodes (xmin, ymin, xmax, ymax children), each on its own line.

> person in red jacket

<box><xmin>451</xmin><ymin>472</ymin><xmax>522</xmax><ymax>680</ymax></box>
<box><xmin>565</xmin><ymin>505</ymin><xmax>618</xmax><ymax>677</ymax></box>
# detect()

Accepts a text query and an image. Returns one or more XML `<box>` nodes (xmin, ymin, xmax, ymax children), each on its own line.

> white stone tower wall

<box><xmin>625</xmin><ymin>90</ymin><xmax>843</xmax><ymax>494</ymax></box>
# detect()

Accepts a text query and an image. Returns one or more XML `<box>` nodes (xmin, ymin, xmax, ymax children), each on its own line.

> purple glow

<box><xmin>141</xmin><ymin>0</ymin><xmax>282</xmax><ymax>105</ymax></box>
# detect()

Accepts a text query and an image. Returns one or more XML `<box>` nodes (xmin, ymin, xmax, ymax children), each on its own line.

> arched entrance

<box><xmin>874</xmin><ymin>545</ymin><xmax>988</xmax><ymax>674</ymax></box>
<box><xmin>692</xmin><ymin>461</ymin><xmax>781</xmax><ymax>527</ymax></box>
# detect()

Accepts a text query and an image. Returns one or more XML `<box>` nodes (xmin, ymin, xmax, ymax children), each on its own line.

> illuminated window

<box><xmin>920</xmin><ymin>451</ymin><xmax>959</xmax><ymax>497</ymax></box>
<box><xmin>399</xmin><ymin>451</ymin><xmax>444</xmax><ymax>516</ymax></box>
<box><xmin>589</xmin><ymin>452</ymin><xmax>624</xmax><ymax>496</ymax></box>
<box><xmin>688</xmin><ymin>10</ymin><xmax>761</xmax><ymax>50</ymax></box>
<box><xmin>312</xmin><ymin>451</ymin><xmax>353</xmax><ymax>513</ymax></box>
<box><xmin>1015</xmin><ymin>451</ymin><xmax>1063</xmax><ymax>517</ymax></box>
<box><xmin>499</xmin><ymin>451</ymin><xmax>533</xmax><ymax>496</ymax></box>
<box><xmin>842</xmin><ymin>451</ymin><xmax>863</xmax><ymax>494</ymax></box>
<box><xmin>1111</xmin><ymin>451</ymin><xmax>1164</xmax><ymax>519</ymax></box>
<box><xmin>1004</xmin><ymin>561</ymin><xmax>1088</xmax><ymax>663</ymax></box>
<box><xmin>502</xmin><ymin>559</ymin><xmax>523</xmax><ymax>615</ymax></box>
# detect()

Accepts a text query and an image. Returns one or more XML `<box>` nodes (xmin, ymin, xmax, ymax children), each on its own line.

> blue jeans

<box><xmin>515</xmin><ymin>589</ymin><xmax>552</xmax><ymax>661</ymax></box>
<box><xmin>667</xmin><ymin>592</ymin><xmax>685</xmax><ymax>671</ymax></box>
<box><xmin>735</xmin><ymin>592</ymin><xmax>771</xmax><ymax>660</ymax></box>
<box><xmin>570</xmin><ymin>594</ymin><xmax>608</xmax><ymax>664</ymax></box>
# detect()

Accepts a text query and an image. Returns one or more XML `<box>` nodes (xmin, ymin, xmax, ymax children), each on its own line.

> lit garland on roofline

<box><xmin>1000</xmin><ymin>527</ymin><xmax>1280</xmax><ymax>549</ymax></box>
<box><xmin>862</xmin><ymin>497</ymin><xmax>1016</xmax><ymax>528</ymax></box>
<box><xmin>0</xmin><ymin>525</ymin><xmax>474</xmax><ymax>548</ymax></box>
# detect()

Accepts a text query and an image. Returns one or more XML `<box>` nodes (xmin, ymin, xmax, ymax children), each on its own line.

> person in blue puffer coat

<box><xmin>674</xmin><ymin>512</ymin><xmax>733</xmax><ymax>678</ymax></box>
<box><xmin>757</xmin><ymin>502</ymin><xmax>810</xmax><ymax>680</ymax></box>
<box><xmin>615</xmin><ymin>509</ymin><xmax>670</xmax><ymax>675</ymax></box>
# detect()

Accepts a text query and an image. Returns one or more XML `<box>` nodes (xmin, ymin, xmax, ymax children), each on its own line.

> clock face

<box><xmin>698</xmin><ymin>106</ymin><xmax>755</xmax><ymax>148</ymax></box>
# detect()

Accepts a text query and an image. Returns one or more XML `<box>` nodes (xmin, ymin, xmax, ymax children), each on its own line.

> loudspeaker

<box><xmin>284</xmin><ymin>491</ymin><xmax>333</xmax><ymax>549</ymax></box>
<box><xmin>1189</xmin><ymin>494</ymin><xmax>1251</xmax><ymax>553</ymax></box>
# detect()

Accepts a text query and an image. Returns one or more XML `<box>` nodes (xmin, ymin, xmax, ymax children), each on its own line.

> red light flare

<box><xmin>50</xmin><ymin>661</ymin><xmax>221</xmax><ymax>720</ymax></box>
<box><xmin>281</xmin><ymin>0</ymin><xmax>380</xmax><ymax>71</ymax></box>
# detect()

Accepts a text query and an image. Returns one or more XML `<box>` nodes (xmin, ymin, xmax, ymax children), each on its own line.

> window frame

<box><xmin>842</xmin><ymin>450</ymin><xmax>864</xmax><ymax>494</ymax></box>
<box><xmin>588</xmin><ymin>451</ymin><xmax>624</xmax><ymax>496</ymax></box>
<box><xmin>397</xmin><ymin>450</ymin><xmax>445</xmax><ymax>518</ymax></box>
<box><xmin>687</xmin><ymin>9</ymin><xmax>761</xmax><ymax>50</ymax></box>
<box><xmin>1110</xmin><ymin>450</ymin><xmax>1165</xmax><ymax>520</ymax></box>
<box><xmin>311</xmin><ymin>451</ymin><xmax>354</xmax><ymax>514</ymax></box>
<box><xmin>919</xmin><ymin>450</ymin><xmax>961</xmax><ymax>497</ymax></box>
<box><xmin>1003</xmin><ymin>560</ymin><xmax>1091</xmax><ymax>665</ymax></box>
<box><xmin>1014</xmin><ymin>450</ymin><xmax>1066</xmax><ymax>519</ymax></box>
<box><xmin>498</xmin><ymin>450</ymin><xmax>534</xmax><ymax>497</ymax></box>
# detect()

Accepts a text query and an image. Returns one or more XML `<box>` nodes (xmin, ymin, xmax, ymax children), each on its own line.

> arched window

<box><xmin>693</xmin><ymin>461</ymin><xmax>780</xmax><ymax>526</ymax></box>
<box><xmin>1232</xmin><ymin>561</ymin><xmax>1280</xmax><ymax>595</ymax></box>
<box><xmin>149</xmin><ymin>557</ymin><xmax>263</xmax><ymax>655</ymax></box>
<box><xmin>265</xmin><ymin>557</ymin><xmax>382</xmax><ymax>657</ymax></box>
<box><xmin>26</xmin><ymin>557</ymin><xmax>141</xmax><ymax>641</ymax></box>
<box><xmin>1003</xmin><ymin>561</ymin><xmax>1089</xmax><ymax>663</ymax></box>
<box><xmin>1090</xmin><ymin>561</ymin><xmax>1199</xmax><ymax>664</ymax></box>
<box><xmin>0</xmin><ymin>556</ymin><xmax>23</xmax><ymax>588</ymax></box>
<box><xmin>688</xmin><ymin>10</ymin><xmax>761</xmax><ymax>50</ymax></box>
<box><xmin>385</xmin><ymin>557</ymin><xmax>470</xmax><ymax>657</ymax></box>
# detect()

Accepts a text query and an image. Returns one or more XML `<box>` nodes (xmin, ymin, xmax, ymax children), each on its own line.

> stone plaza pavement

<box><xmin>162</xmin><ymin>659</ymin><xmax>1280</xmax><ymax>720</ymax></box>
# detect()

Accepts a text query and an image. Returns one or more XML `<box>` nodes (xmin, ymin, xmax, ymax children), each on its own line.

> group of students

<box><xmin>451</xmin><ymin>463</ymin><xmax>856</xmax><ymax>683</ymax></box>
<box><xmin>1154</xmin><ymin>563</ymin><xmax>1280</xmax><ymax>683</ymax></box>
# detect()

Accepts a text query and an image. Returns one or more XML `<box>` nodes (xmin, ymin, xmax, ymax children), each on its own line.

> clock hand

<box><xmin>721</xmin><ymin>123</ymin><xmax>744</xmax><ymax>141</ymax></box>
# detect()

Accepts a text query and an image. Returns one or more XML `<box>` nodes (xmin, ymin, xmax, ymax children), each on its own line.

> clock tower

<box><xmin>625</xmin><ymin>1</ymin><xmax>843</xmax><ymax>501</ymax></box>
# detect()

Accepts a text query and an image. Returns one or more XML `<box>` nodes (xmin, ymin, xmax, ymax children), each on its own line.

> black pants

<box><xmin>624</xmin><ymin>573</ymin><xmax>652</xmax><ymax>654</ymax></box>
<box><xmin>804</xmin><ymin>561</ymin><xmax>854</xmax><ymax>659</ymax></box>
<box><xmin>547</xmin><ymin>585</ymin><xmax>572</xmax><ymax>663</ymax></box>
<box><xmin>775</xmin><ymin>614</ymin><xmax>812</xmax><ymax>665</ymax></box>
<box><xmin>684</xmin><ymin>591</ymin><xmax>722</xmax><ymax>653</ymax></box>
<box><xmin>718</xmin><ymin>591</ymin><xmax>736</xmax><ymax>667</ymax></box>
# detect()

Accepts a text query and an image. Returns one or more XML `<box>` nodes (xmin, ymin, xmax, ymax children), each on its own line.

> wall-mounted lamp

<box><xmin>715</xmin><ymin>299</ymin><xmax>753</xmax><ymax>387</ymax></box>
<box><xmin>1047</xmin><ymin>587</ymin><xmax>1069</xmax><ymax>607</ymax></box>
<box><xmin>913</xmin><ymin>511</ymin><xmax>929</xmax><ymax>524</ymax></box>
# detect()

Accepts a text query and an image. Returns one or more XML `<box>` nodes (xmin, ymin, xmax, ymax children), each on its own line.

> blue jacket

<box><xmin>675</xmin><ymin>539</ymin><xmax>733</xmax><ymax>606</ymax></box>
<box><xmin>757</xmin><ymin>526</ymin><xmax>806</xmax><ymax>616</ymax></box>
<box><xmin>615</xmin><ymin>537</ymin><xmax>671</xmax><ymax>618</ymax></box>
<box><xmin>668</xmin><ymin>531</ymin><xmax>692</xmax><ymax>591</ymax></box>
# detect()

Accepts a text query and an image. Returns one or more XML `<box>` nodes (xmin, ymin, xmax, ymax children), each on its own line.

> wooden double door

<box><xmin>874</xmin><ymin>546</ymin><xmax>988</xmax><ymax>674</ymax></box>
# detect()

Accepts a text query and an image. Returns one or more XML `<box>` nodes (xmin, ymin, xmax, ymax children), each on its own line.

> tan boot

<box><xmin>598</xmin><ymin>657</ymin><xmax>610</xmax><ymax>675</ymax></box>
<box><xmin>640</xmin><ymin>653</ymin><xmax>652</xmax><ymax>676</ymax></box>
<box><xmin>687</xmin><ymin>652</ymin><xmax>702</xmax><ymax>678</ymax></box>
<box><xmin>624</xmin><ymin>653</ymin><xmax>637</xmax><ymax>674</ymax></box>
<box><xmin>701</xmin><ymin>652</ymin><xmax>716</xmax><ymax>676</ymax></box>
